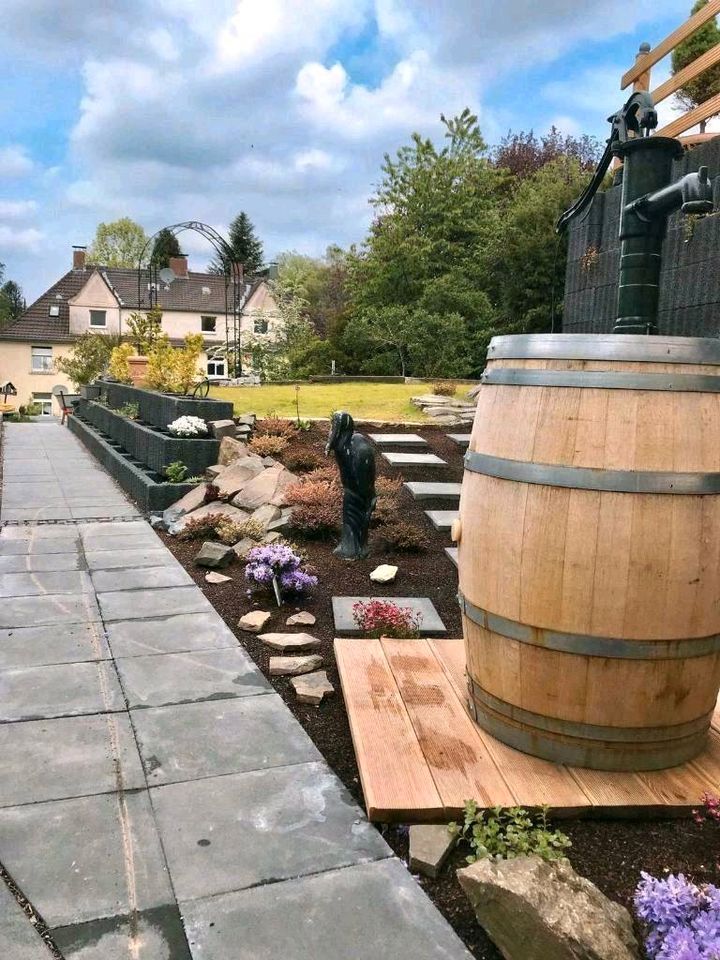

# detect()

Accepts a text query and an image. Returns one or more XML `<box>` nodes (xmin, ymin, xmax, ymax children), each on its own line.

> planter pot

<box><xmin>95</xmin><ymin>380</ymin><xmax>234</xmax><ymax>430</ymax></box>
<box><xmin>127</xmin><ymin>356</ymin><xmax>149</xmax><ymax>387</ymax></box>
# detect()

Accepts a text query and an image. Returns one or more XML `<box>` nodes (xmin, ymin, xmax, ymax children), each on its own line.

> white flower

<box><xmin>168</xmin><ymin>415</ymin><xmax>208</xmax><ymax>437</ymax></box>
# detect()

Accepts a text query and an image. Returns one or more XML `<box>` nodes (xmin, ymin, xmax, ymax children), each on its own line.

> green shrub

<box><xmin>116</xmin><ymin>402</ymin><xmax>139</xmax><ymax>419</ymax></box>
<box><xmin>164</xmin><ymin>461</ymin><xmax>188</xmax><ymax>483</ymax></box>
<box><xmin>56</xmin><ymin>332</ymin><xmax>112</xmax><ymax>386</ymax></box>
<box><xmin>449</xmin><ymin>803</ymin><xmax>572</xmax><ymax>864</ymax></box>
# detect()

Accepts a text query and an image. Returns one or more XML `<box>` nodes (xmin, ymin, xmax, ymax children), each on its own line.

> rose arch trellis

<box><xmin>136</xmin><ymin>221</ymin><xmax>246</xmax><ymax>375</ymax></box>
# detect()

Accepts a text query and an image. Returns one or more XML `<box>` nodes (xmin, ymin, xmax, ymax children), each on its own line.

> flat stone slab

<box><xmin>0</xmin><ymin>881</ymin><xmax>51</xmax><ymax>960</ymax></box>
<box><xmin>425</xmin><ymin>509</ymin><xmax>459</xmax><ymax>531</ymax></box>
<box><xmin>97</xmin><ymin>585</ymin><xmax>211</xmax><ymax>622</ymax></box>
<box><xmin>0</xmin><ymin>551</ymin><xmax>84</xmax><ymax>573</ymax></box>
<box><xmin>115</xmin><ymin>647</ymin><xmax>269</xmax><ymax>709</ymax></box>
<box><xmin>269</xmin><ymin>654</ymin><xmax>324</xmax><ymax>676</ymax></box>
<box><xmin>259</xmin><ymin>632</ymin><xmax>322</xmax><ymax>652</ymax></box>
<box><xmin>239</xmin><ymin>610</ymin><xmax>272</xmax><ymax>633</ymax></box>
<box><xmin>0</xmin><ymin>536</ymin><xmax>80</xmax><ymax>556</ymax></box>
<box><xmin>91</xmin><ymin>564</ymin><xmax>192</xmax><ymax>593</ymax></box>
<box><xmin>405</xmin><ymin>482</ymin><xmax>462</xmax><ymax>501</ymax></box>
<box><xmin>0</xmin><ymin>622</ymin><xmax>111</xmax><ymax>670</ymax></box>
<box><xmin>79</xmin><ymin>533</ymin><xmax>161</xmax><ymax>554</ymax></box>
<box><xmin>286</xmin><ymin>610</ymin><xmax>317</xmax><ymax>627</ymax></box>
<box><xmin>0</xmin><ymin>791</ymin><xmax>174</xmax><ymax>928</ymax></box>
<box><xmin>84</xmin><ymin>548</ymin><xmax>174</xmax><ymax>571</ymax></box>
<box><xmin>445</xmin><ymin>546</ymin><xmax>459</xmax><ymax>568</ymax></box>
<box><xmin>0</xmin><ymin>660</ymin><xmax>125</xmax><ymax>722</ymax></box>
<box><xmin>381</xmin><ymin>452</ymin><xmax>447</xmax><ymax>468</ymax></box>
<box><xmin>132</xmin><ymin>695</ymin><xmax>319</xmax><ymax>785</ymax></box>
<box><xmin>52</xmin><ymin>905</ymin><xmax>192</xmax><ymax>960</ymax></box>
<box><xmin>0</xmin><ymin>570</ymin><xmax>92</xmax><ymax>598</ymax></box>
<box><xmin>332</xmin><ymin>597</ymin><xmax>446</xmax><ymax>635</ymax></box>
<box><xmin>409</xmin><ymin>824</ymin><xmax>456</xmax><ymax>878</ymax></box>
<box><xmin>180</xmin><ymin>858</ymin><xmax>473</xmax><ymax>960</ymax></box>
<box><xmin>368</xmin><ymin>433</ymin><xmax>428</xmax><ymax>446</ymax></box>
<box><xmin>447</xmin><ymin>433</ymin><xmax>471</xmax><ymax>447</ymax></box>
<box><xmin>105</xmin><ymin>612</ymin><xmax>238</xmax><ymax>658</ymax></box>
<box><xmin>0</xmin><ymin>713</ymin><xmax>145</xmax><ymax>808</ymax></box>
<box><xmin>150</xmin><ymin>761</ymin><xmax>389</xmax><ymax>901</ymax></box>
<box><xmin>292</xmin><ymin>670</ymin><xmax>334</xmax><ymax>705</ymax></box>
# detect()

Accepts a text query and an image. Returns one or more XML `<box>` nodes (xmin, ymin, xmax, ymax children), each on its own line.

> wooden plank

<box><xmin>568</xmin><ymin>768</ymin><xmax>666</xmax><ymax>811</ymax></box>
<box><xmin>656</xmin><ymin>90</ymin><xmax>720</xmax><ymax>138</ymax></box>
<box><xmin>652</xmin><ymin>41</ymin><xmax>720</xmax><ymax>104</ymax></box>
<box><xmin>430</xmin><ymin>639</ymin><xmax>591</xmax><ymax>811</ymax></box>
<box><xmin>381</xmin><ymin>637</ymin><xmax>516</xmax><ymax>815</ymax></box>
<box><xmin>334</xmin><ymin>638</ymin><xmax>443</xmax><ymax>822</ymax></box>
<box><xmin>622</xmin><ymin>0</ymin><xmax>720</xmax><ymax>88</ymax></box>
<box><xmin>689</xmin><ymin>727</ymin><xmax>720</xmax><ymax>790</ymax></box>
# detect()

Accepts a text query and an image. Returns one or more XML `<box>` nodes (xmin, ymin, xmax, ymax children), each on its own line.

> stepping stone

<box><xmin>370</xmin><ymin>564</ymin><xmax>398</xmax><ymax>584</ymax></box>
<box><xmin>239</xmin><ymin>610</ymin><xmax>271</xmax><ymax>633</ymax></box>
<box><xmin>405</xmin><ymin>482</ymin><xmax>462</xmax><ymax>502</ymax></box>
<box><xmin>332</xmin><ymin>597</ymin><xmax>446</xmax><ymax>635</ymax></box>
<box><xmin>409</xmin><ymin>824</ymin><xmax>456</xmax><ymax>879</ymax></box>
<box><xmin>206</xmin><ymin>571</ymin><xmax>232</xmax><ymax>584</ymax></box>
<box><xmin>425</xmin><ymin>510</ymin><xmax>459</xmax><ymax>531</ymax></box>
<box><xmin>292</xmin><ymin>670</ymin><xmax>334</xmax><ymax>704</ymax></box>
<box><xmin>286</xmin><ymin>611</ymin><xmax>316</xmax><ymax>627</ymax></box>
<box><xmin>369</xmin><ymin>433</ymin><xmax>428</xmax><ymax>447</ymax></box>
<box><xmin>259</xmin><ymin>632</ymin><xmax>321</xmax><ymax>652</ymax></box>
<box><xmin>269</xmin><ymin>654</ymin><xmax>324</xmax><ymax>676</ymax></box>
<box><xmin>447</xmin><ymin>433</ymin><xmax>471</xmax><ymax>448</ymax></box>
<box><xmin>381</xmin><ymin>452</ymin><xmax>447</xmax><ymax>468</ymax></box>
<box><xmin>445</xmin><ymin>547</ymin><xmax>459</xmax><ymax>568</ymax></box>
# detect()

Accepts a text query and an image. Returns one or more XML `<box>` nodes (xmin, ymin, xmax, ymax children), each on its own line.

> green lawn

<box><xmin>209</xmin><ymin>381</ymin><xmax>473</xmax><ymax>422</ymax></box>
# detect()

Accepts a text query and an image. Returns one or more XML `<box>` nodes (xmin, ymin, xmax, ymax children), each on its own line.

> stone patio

<box><xmin>0</xmin><ymin>422</ymin><xmax>470</xmax><ymax>960</ymax></box>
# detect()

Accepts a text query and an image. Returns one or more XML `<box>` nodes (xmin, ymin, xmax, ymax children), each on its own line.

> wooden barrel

<box><xmin>457</xmin><ymin>333</ymin><xmax>720</xmax><ymax>771</ymax></box>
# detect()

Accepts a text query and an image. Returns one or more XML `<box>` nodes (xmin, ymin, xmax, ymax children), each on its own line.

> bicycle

<box><xmin>191</xmin><ymin>377</ymin><xmax>210</xmax><ymax>399</ymax></box>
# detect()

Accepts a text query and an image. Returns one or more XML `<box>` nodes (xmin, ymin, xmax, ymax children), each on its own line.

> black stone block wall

<box><xmin>563</xmin><ymin>137</ymin><xmax>720</xmax><ymax>336</ymax></box>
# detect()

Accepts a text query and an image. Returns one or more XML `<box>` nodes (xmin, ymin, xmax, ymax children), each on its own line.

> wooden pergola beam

<box><xmin>652</xmin><ymin>41</ymin><xmax>720</xmax><ymax>104</ymax></box>
<box><xmin>655</xmin><ymin>90</ymin><xmax>720</xmax><ymax>138</ymax></box>
<box><xmin>622</xmin><ymin>0</ymin><xmax>720</xmax><ymax>88</ymax></box>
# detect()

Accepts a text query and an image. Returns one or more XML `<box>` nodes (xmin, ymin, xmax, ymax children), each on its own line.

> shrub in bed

<box><xmin>257</xmin><ymin>415</ymin><xmax>297</xmax><ymax>438</ymax></box>
<box><xmin>178</xmin><ymin>515</ymin><xmax>264</xmax><ymax>545</ymax></box>
<box><xmin>248</xmin><ymin>434</ymin><xmax>290</xmax><ymax>456</ymax></box>
<box><xmin>377</xmin><ymin>519</ymin><xmax>429</xmax><ymax>552</ymax></box>
<box><xmin>245</xmin><ymin>544</ymin><xmax>318</xmax><ymax>597</ymax></box>
<box><xmin>352</xmin><ymin>599</ymin><xmax>421</xmax><ymax>638</ymax></box>
<box><xmin>432</xmin><ymin>381</ymin><xmax>456</xmax><ymax>396</ymax></box>
<box><xmin>286</xmin><ymin>477</ymin><xmax>341</xmax><ymax>537</ymax></box>
<box><xmin>284</xmin><ymin>449</ymin><xmax>324</xmax><ymax>473</ymax></box>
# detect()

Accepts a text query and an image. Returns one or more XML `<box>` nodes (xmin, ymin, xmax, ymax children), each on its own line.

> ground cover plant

<box><xmin>449</xmin><ymin>802</ymin><xmax>572</xmax><ymax>864</ymax></box>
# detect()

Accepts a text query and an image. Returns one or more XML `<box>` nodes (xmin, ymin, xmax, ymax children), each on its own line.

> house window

<box><xmin>254</xmin><ymin>317</ymin><xmax>269</xmax><ymax>334</ymax></box>
<box><xmin>89</xmin><ymin>310</ymin><xmax>107</xmax><ymax>328</ymax></box>
<box><xmin>48</xmin><ymin>304</ymin><xmax>60</xmax><ymax>317</ymax></box>
<box><xmin>207</xmin><ymin>358</ymin><xmax>226</xmax><ymax>379</ymax></box>
<box><xmin>31</xmin><ymin>346</ymin><xmax>53</xmax><ymax>372</ymax></box>
<box><xmin>201</xmin><ymin>315</ymin><xmax>217</xmax><ymax>333</ymax></box>
<box><xmin>32</xmin><ymin>393</ymin><xmax>53</xmax><ymax>416</ymax></box>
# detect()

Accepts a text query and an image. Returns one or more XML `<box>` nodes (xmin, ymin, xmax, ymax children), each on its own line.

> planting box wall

<box><xmin>96</xmin><ymin>381</ymin><xmax>234</xmax><ymax>431</ymax></box>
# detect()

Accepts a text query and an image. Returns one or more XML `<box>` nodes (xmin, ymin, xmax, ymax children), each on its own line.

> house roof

<box><xmin>0</xmin><ymin>266</ymin><xmax>263</xmax><ymax>342</ymax></box>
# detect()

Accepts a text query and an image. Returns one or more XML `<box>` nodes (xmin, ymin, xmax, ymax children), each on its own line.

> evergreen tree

<box><xmin>208</xmin><ymin>211</ymin><xmax>264</xmax><ymax>276</ymax></box>
<box><xmin>150</xmin><ymin>228</ymin><xmax>182</xmax><ymax>268</ymax></box>
<box><xmin>671</xmin><ymin>0</ymin><xmax>720</xmax><ymax>133</ymax></box>
<box><xmin>0</xmin><ymin>280</ymin><xmax>25</xmax><ymax>323</ymax></box>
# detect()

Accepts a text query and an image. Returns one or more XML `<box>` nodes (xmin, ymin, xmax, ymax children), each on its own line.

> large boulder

<box><xmin>232</xmin><ymin>466</ymin><xmax>297</xmax><ymax>510</ymax></box>
<box><xmin>194</xmin><ymin>541</ymin><xmax>235</xmax><ymax>569</ymax></box>
<box><xmin>213</xmin><ymin>457</ymin><xmax>265</xmax><ymax>500</ymax></box>
<box><xmin>209</xmin><ymin>419</ymin><xmax>236</xmax><ymax>441</ymax></box>
<box><xmin>457</xmin><ymin>856</ymin><xmax>639</xmax><ymax>960</ymax></box>
<box><xmin>250</xmin><ymin>503</ymin><xmax>282</xmax><ymax>531</ymax></box>
<box><xmin>218</xmin><ymin>436</ymin><xmax>251</xmax><ymax>466</ymax></box>
<box><xmin>162</xmin><ymin>482</ymin><xmax>208</xmax><ymax>528</ymax></box>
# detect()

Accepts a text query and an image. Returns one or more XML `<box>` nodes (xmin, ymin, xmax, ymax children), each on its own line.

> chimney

<box><xmin>73</xmin><ymin>246</ymin><xmax>86</xmax><ymax>271</ymax></box>
<box><xmin>169</xmin><ymin>254</ymin><xmax>188</xmax><ymax>279</ymax></box>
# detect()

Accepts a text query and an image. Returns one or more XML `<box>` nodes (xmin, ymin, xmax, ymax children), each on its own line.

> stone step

<box><xmin>425</xmin><ymin>510</ymin><xmax>458</xmax><ymax>531</ymax></box>
<box><xmin>445</xmin><ymin>547</ymin><xmax>458</xmax><ymax>568</ymax></box>
<box><xmin>404</xmin><ymin>482</ymin><xmax>461</xmax><ymax>502</ymax></box>
<box><xmin>446</xmin><ymin>433</ymin><xmax>471</xmax><ymax>448</ymax></box>
<box><xmin>332</xmin><ymin>596</ymin><xmax>446</xmax><ymax>635</ymax></box>
<box><xmin>368</xmin><ymin>433</ymin><xmax>428</xmax><ymax>447</ymax></box>
<box><xmin>381</xmin><ymin>452</ymin><xmax>447</xmax><ymax>469</ymax></box>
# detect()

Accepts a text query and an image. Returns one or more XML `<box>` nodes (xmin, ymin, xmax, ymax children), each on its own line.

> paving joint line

<box><xmin>0</xmin><ymin>862</ymin><xmax>65</xmax><ymax>959</ymax></box>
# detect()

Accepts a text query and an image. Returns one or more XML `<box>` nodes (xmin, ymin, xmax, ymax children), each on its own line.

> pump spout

<box><xmin>627</xmin><ymin>166</ymin><xmax>714</xmax><ymax>222</ymax></box>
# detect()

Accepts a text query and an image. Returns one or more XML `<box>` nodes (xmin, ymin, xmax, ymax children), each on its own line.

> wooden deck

<box><xmin>335</xmin><ymin>637</ymin><xmax>720</xmax><ymax>822</ymax></box>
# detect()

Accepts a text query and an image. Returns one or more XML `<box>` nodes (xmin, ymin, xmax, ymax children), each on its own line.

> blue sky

<box><xmin>0</xmin><ymin>0</ymin><xmax>701</xmax><ymax>301</ymax></box>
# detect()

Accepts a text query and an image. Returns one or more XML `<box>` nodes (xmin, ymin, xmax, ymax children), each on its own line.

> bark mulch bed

<box><xmin>160</xmin><ymin>421</ymin><xmax>720</xmax><ymax>959</ymax></box>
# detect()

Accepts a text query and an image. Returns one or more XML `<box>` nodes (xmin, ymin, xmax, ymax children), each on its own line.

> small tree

<box><xmin>87</xmin><ymin>217</ymin><xmax>149</xmax><ymax>268</ymax></box>
<box><xmin>127</xmin><ymin>308</ymin><xmax>163</xmax><ymax>355</ymax></box>
<box><xmin>173</xmin><ymin>334</ymin><xmax>204</xmax><ymax>394</ymax></box>
<box><xmin>208</xmin><ymin>211</ymin><xmax>264</xmax><ymax>275</ymax></box>
<box><xmin>55</xmin><ymin>333</ymin><xmax>112</xmax><ymax>386</ymax></box>
<box><xmin>672</xmin><ymin>0</ymin><xmax>720</xmax><ymax>132</ymax></box>
<box><xmin>108</xmin><ymin>344</ymin><xmax>134</xmax><ymax>383</ymax></box>
<box><xmin>151</xmin><ymin>228</ymin><xmax>182</xmax><ymax>268</ymax></box>
<box><xmin>0</xmin><ymin>280</ymin><xmax>25</xmax><ymax>324</ymax></box>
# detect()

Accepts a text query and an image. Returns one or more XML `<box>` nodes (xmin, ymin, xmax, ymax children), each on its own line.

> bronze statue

<box><xmin>325</xmin><ymin>411</ymin><xmax>376</xmax><ymax>560</ymax></box>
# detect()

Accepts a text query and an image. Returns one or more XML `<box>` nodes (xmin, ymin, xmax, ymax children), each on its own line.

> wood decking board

<box><xmin>336</xmin><ymin>637</ymin><xmax>720</xmax><ymax>822</ymax></box>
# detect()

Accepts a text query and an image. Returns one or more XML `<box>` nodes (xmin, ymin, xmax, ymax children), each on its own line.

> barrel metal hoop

<box><xmin>463</xmin><ymin>450</ymin><xmax>720</xmax><ymax>495</ymax></box>
<box><xmin>466</xmin><ymin>676</ymin><xmax>713</xmax><ymax>743</ymax></box>
<box><xmin>481</xmin><ymin>368</ymin><xmax>720</xmax><ymax>392</ymax></box>
<box><xmin>487</xmin><ymin>333</ymin><xmax>720</xmax><ymax>365</ymax></box>
<box><xmin>458</xmin><ymin>592</ymin><xmax>720</xmax><ymax>659</ymax></box>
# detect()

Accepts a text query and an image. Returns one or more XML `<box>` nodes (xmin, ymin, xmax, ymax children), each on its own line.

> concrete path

<box><xmin>0</xmin><ymin>423</ymin><xmax>472</xmax><ymax>960</ymax></box>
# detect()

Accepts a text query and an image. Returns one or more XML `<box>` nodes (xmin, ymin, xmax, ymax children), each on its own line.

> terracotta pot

<box><xmin>127</xmin><ymin>356</ymin><xmax>149</xmax><ymax>387</ymax></box>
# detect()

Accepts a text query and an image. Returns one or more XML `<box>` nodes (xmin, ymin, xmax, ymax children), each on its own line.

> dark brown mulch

<box><xmin>160</xmin><ymin>421</ymin><xmax>720</xmax><ymax>960</ymax></box>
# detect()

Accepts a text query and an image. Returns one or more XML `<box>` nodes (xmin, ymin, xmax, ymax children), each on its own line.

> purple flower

<box><xmin>635</xmin><ymin>873</ymin><xmax>720</xmax><ymax>960</ymax></box>
<box><xmin>244</xmin><ymin>543</ymin><xmax>316</xmax><ymax>598</ymax></box>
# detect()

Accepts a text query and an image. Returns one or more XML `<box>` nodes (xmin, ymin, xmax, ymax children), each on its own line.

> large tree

<box><xmin>150</xmin><ymin>228</ymin><xmax>182</xmax><ymax>268</ymax></box>
<box><xmin>671</xmin><ymin>0</ymin><xmax>720</xmax><ymax>133</ymax></box>
<box><xmin>208</xmin><ymin>211</ymin><xmax>264</xmax><ymax>276</ymax></box>
<box><xmin>0</xmin><ymin>280</ymin><xmax>25</xmax><ymax>324</ymax></box>
<box><xmin>87</xmin><ymin>217</ymin><xmax>149</xmax><ymax>268</ymax></box>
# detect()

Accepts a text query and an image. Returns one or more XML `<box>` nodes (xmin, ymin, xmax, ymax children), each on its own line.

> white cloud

<box><xmin>0</xmin><ymin>226</ymin><xmax>44</xmax><ymax>253</ymax></box>
<box><xmin>0</xmin><ymin>199</ymin><xmax>38</xmax><ymax>219</ymax></box>
<box><xmin>0</xmin><ymin>145</ymin><xmax>34</xmax><ymax>178</ymax></box>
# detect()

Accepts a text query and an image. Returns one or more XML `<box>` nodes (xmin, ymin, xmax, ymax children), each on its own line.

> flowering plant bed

<box><xmin>167</xmin><ymin>415</ymin><xmax>209</xmax><ymax>438</ymax></box>
<box><xmin>245</xmin><ymin>544</ymin><xmax>318</xmax><ymax>601</ymax></box>
<box><xmin>352</xmin><ymin>598</ymin><xmax>422</xmax><ymax>638</ymax></box>
<box><xmin>635</xmin><ymin>871</ymin><xmax>720</xmax><ymax>959</ymax></box>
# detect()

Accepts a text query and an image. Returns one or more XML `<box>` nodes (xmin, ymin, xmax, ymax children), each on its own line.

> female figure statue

<box><xmin>325</xmin><ymin>411</ymin><xmax>376</xmax><ymax>560</ymax></box>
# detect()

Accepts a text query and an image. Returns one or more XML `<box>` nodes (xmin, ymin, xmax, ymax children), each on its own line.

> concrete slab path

<box><xmin>0</xmin><ymin>422</ymin><xmax>472</xmax><ymax>960</ymax></box>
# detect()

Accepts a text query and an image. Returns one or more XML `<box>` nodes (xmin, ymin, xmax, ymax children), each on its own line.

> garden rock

<box><xmin>409</xmin><ymin>825</ymin><xmax>455</xmax><ymax>879</ymax></box>
<box><xmin>259</xmin><ymin>632</ymin><xmax>321</xmax><ymax>652</ymax></box>
<box><xmin>291</xmin><ymin>670</ymin><xmax>334</xmax><ymax>705</ymax></box>
<box><xmin>233</xmin><ymin>537</ymin><xmax>257</xmax><ymax>560</ymax></box>
<box><xmin>457</xmin><ymin>855</ymin><xmax>640</xmax><ymax>960</ymax></box>
<box><xmin>286</xmin><ymin>611</ymin><xmax>316</xmax><ymax>627</ymax></box>
<box><xmin>251</xmin><ymin>504</ymin><xmax>282</xmax><ymax>531</ymax></box>
<box><xmin>238</xmin><ymin>610</ymin><xmax>271</xmax><ymax>633</ymax></box>
<box><xmin>236</xmin><ymin>412</ymin><xmax>256</xmax><ymax>427</ymax></box>
<box><xmin>214</xmin><ymin>458</ymin><xmax>265</xmax><ymax>499</ymax></box>
<box><xmin>194</xmin><ymin>541</ymin><xmax>235</xmax><ymax>569</ymax></box>
<box><xmin>269</xmin><ymin>654</ymin><xmax>323</xmax><ymax>676</ymax></box>
<box><xmin>370</xmin><ymin>564</ymin><xmax>398</xmax><ymax>584</ymax></box>
<box><xmin>163</xmin><ymin>483</ymin><xmax>207</xmax><ymax>527</ymax></box>
<box><xmin>205</xmin><ymin>571</ymin><xmax>232</xmax><ymax>584</ymax></box>
<box><xmin>206</xmin><ymin>464</ymin><xmax>222</xmax><ymax>479</ymax></box>
<box><xmin>232</xmin><ymin>466</ymin><xmax>297</xmax><ymax>510</ymax></box>
<box><xmin>262</xmin><ymin>531</ymin><xmax>283</xmax><ymax>545</ymax></box>
<box><xmin>168</xmin><ymin>501</ymin><xmax>247</xmax><ymax>536</ymax></box>
<box><xmin>218</xmin><ymin>436</ymin><xmax>251</xmax><ymax>466</ymax></box>
<box><xmin>209</xmin><ymin>419</ymin><xmax>236</xmax><ymax>441</ymax></box>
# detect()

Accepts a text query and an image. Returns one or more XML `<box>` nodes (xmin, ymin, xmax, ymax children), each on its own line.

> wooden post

<box><xmin>633</xmin><ymin>42</ymin><xmax>652</xmax><ymax>92</ymax></box>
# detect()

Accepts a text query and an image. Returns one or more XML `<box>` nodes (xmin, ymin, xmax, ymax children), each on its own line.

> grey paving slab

<box><xmin>2</xmin><ymin>508</ymin><xmax>73</xmax><ymax>522</ymax></box>
<box><xmin>0</xmin><ymin>660</ymin><xmax>125</xmax><ymax>721</ymax></box>
<box><xmin>0</xmin><ymin>881</ymin><xmax>50</xmax><ymax>960</ymax></box>
<box><xmin>79</xmin><ymin>521</ymin><xmax>153</xmax><ymax>539</ymax></box>
<box><xmin>0</xmin><ymin>622</ymin><xmax>111</xmax><ymax>670</ymax></box>
<box><xmin>98</xmin><ymin>585</ymin><xmax>211</xmax><ymax>622</ymax></box>
<box><xmin>106</xmin><ymin>612</ymin><xmax>239</xmax><ymax>658</ymax></box>
<box><xmin>0</xmin><ymin>552</ymin><xmax>84</xmax><ymax>573</ymax></box>
<box><xmin>332</xmin><ymin>596</ymin><xmax>447</xmax><ymax>635</ymax></box>
<box><xmin>404</xmin><ymin>481</ymin><xmax>462</xmax><ymax>501</ymax></box>
<box><xmin>71</xmin><ymin>505</ymin><xmax>141</xmax><ymax>520</ymax></box>
<box><xmin>82</xmin><ymin>534</ymin><xmax>163</xmax><ymax>554</ymax></box>
<box><xmin>425</xmin><ymin>509</ymin><xmax>459</xmax><ymax>531</ymax></box>
<box><xmin>447</xmin><ymin>433</ymin><xmax>471</xmax><ymax>446</ymax></box>
<box><xmin>84</xmin><ymin>548</ymin><xmax>175</xmax><ymax>571</ymax></box>
<box><xmin>368</xmin><ymin>433</ymin><xmax>428</xmax><ymax>446</ymax></box>
<box><xmin>180</xmin><ymin>858</ymin><xmax>473</xmax><ymax>960</ymax></box>
<box><xmin>132</xmin><ymin>694</ymin><xmax>320</xmax><ymax>785</ymax></box>
<box><xmin>52</xmin><ymin>905</ymin><xmax>193</xmax><ymax>960</ymax></box>
<box><xmin>0</xmin><ymin>537</ymin><xmax>80</xmax><ymax>556</ymax></box>
<box><xmin>0</xmin><ymin>524</ymin><xmax>79</xmax><ymax>540</ymax></box>
<box><xmin>0</xmin><ymin>791</ymin><xmax>174</xmax><ymax>927</ymax></box>
<box><xmin>151</xmin><ymin>761</ymin><xmax>389</xmax><ymax>902</ymax></box>
<box><xmin>0</xmin><ymin>713</ymin><xmax>145</xmax><ymax>807</ymax></box>
<box><xmin>381</xmin><ymin>452</ymin><xmax>447</xmax><ymax>467</ymax></box>
<box><xmin>91</xmin><ymin>565</ymin><xmax>192</xmax><ymax>593</ymax></box>
<box><xmin>0</xmin><ymin>570</ymin><xmax>92</xmax><ymax>598</ymax></box>
<box><xmin>0</xmin><ymin>592</ymin><xmax>100</xmax><ymax>627</ymax></box>
<box><xmin>445</xmin><ymin>546</ymin><xmax>459</xmax><ymax>568</ymax></box>
<box><xmin>116</xmin><ymin>647</ymin><xmax>269</xmax><ymax>709</ymax></box>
